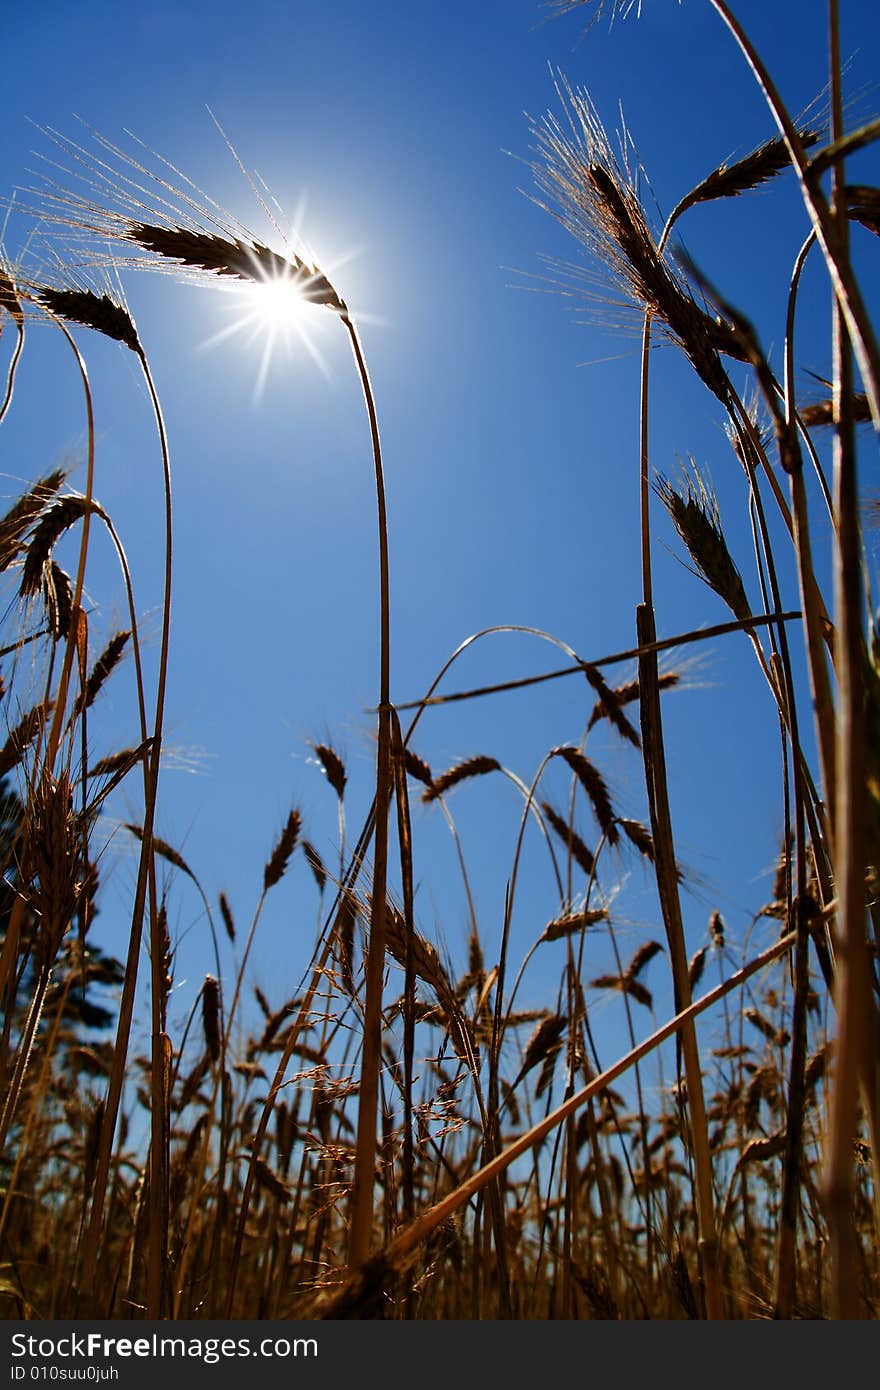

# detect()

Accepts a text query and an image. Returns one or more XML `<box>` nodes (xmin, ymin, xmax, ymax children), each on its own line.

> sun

<box><xmin>200</xmin><ymin>260</ymin><xmax>333</xmax><ymax>399</ymax></box>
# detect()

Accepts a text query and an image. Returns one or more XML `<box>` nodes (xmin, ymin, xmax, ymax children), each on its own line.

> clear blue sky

<box><xmin>1</xmin><ymin>2</ymin><xmax>877</xmax><ymax>1059</ymax></box>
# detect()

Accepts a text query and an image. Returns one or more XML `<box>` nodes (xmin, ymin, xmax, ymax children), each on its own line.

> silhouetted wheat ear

<box><xmin>37</xmin><ymin>287</ymin><xmax>139</xmax><ymax>352</ymax></box>
<box><xmin>656</xmin><ymin>467</ymin><xmax>751</xmax><ymax>625</ymax></box>
<box><xmin>20</xmin><ymin>496</ymin><xmax>94</xmax><ymax>597</ymax></box>
<box><xmin>312</xmin><ymin>743</ymin><xmax>347</xmax><ymax>798</ymax></box>
<box><xmin>253</xmin><ymin>1156</ymin><xmax>291</xmax><ymax>1204</ymax></box>
<box><xmin>264</xmin><ymin>810</ymin><xmax>302</xmax><ymax>890</ymax></box>
<box><xmin>125</xmin><ymin>223</ymin><xmax>347</xmax><ymax>312</ymax></box>
<box><xmin>519</xmin><ymin>1014</ymin><xmax>567</xmax><ymax>1081</ymax></box>
<box><xmin>552</xmin><ymin>746</ymin><xmax>618</xmax><ymax>845</ymax></box>
<box><xmin>219</xmin><ymin>891</ymin><xmax>236</xmax><ymax>943</ymax></box>
<box><xmin>421</xmin><ymin>755</ymin><xmax>501</xmax><ymax>803</ymax></box>
<box><xmin>201</xmin><ymin>976</ymin><xmax>221</xmax><ymax>1061</ymax></box>
<box><xmin>688</xmin><ymin>946</ymin><xmax>708</xmax><ymax>990</ymax></box>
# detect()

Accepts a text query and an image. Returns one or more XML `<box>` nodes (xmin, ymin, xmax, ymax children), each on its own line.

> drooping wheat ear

<box><xmin>263</xmin><ymin>810</ymin><xmax>302</xmax><ymax>891</ymax></box>
<box><xmin>19</xmin><ymin>496</ymin><xmax>94</xmax><ymax>597</ymax></box>
<box><xmin>125</xmin><ymin>223</ymin><xmax>347</xmax><ymax>311</ymax></box>
<box><xmin>551</xmin><ymin>745</ymin><xmax>618</xmax><ymax>845</ymax></box>
<box><xmin>671</xmin><ymin>127</ymin><xmax>822</xmax><ymax>222</ymax></box>
<box><xmin>655</xmin><ymin>464</ymin><xmax>752</xmax><ymax>625</ymax></box>
<box><xmin>36</xmin><ymin>287</ymin><xmax>140</xmax><ymax>352</ymax></box>
<box><xmin>75</xmin><ymin>630</ymin><xmax>130</xmax><ymax>715</ymax></box>
<box><xmin>531</xmin><ymin>78</ymin><xmax>747</xmax><ymax>402</ymax></box>
<box><xmin>421</xmin><ymin>755</ymin><xmax>501</xmax><ymax>803</ymax></box>
<box><xmin>311</xmin><ymin>743</ymin><xmax>347</xmax><ymax>798</ymax></box>
<box><xmin>516</xmin><ymin>1014</ymin><xmax>567</xmax><ymax>1086</ymax></box>
<box><xmin>587</xmin><ymin>671</ymin><xmax>680</xmax><ymax>731</ymax></box>
<box><xmin>542</xmin><ymin>907</ymin><xmax>608</xmax><ymax>942</ymax></box>
<box><xmin>688</xmin><ymin>946</ymin><xmax>708</xmax><ymax>991</ymax></box>
<box><xmin>540</xmin><ymin>802</ymin><xmax>596</xmax><ymax>877</ymax></box>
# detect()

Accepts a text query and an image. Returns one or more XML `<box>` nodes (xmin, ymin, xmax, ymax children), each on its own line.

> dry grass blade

<box><xmin>37</xmin><ymin>287</ymin><xmax>139</xmax><ymax>352</ymax></box>
<box><xmin>421</xmin><ymin>755</ymin><xmax>501</xmax><ymax>803</ymax></box>
<box><xmin>551</xmin><ymin>746</ymin><xmax>618</xmax><ymax>845</ymax></box>
<box><xmin>263</xmin><ymin>810</ymin><xmax>302</xmax><ymax>890</ymax></box>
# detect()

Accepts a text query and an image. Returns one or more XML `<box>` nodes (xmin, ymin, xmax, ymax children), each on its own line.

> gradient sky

<box><xmin>1</xmin><ymin>1</ymin><xmax>878</xmax><ymax>1066</ymax></box>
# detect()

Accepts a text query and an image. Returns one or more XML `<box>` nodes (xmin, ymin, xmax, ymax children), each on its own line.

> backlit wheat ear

<box><xmin>847</xmin><ymin>185</ymin><xmax>880</xmax><ymax>238</ymax></box>
<box><xmin>542</xmin><ymin>907</ymin><xmax>608</xmax><ymax>942</ymax></box>
<box><xmin>125</xmin><ymin>223</ymin><xmax>347</xmax><ymax>311</ymax></box>
<box><xmin>0</xmin><ymin>471</ymin><xmax>67</xmax><ymax>573</ymax></box>
<box><xmin>532</xmin><ymin>78</ymin><xmax>747</xmax><ymax>402</ymax></box>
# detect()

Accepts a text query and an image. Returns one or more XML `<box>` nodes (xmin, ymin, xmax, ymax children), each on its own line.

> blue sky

<box><xmin>1</xmin><ymin>1</ymin><xmax>878</xmax><ymax>1067</ymax></box>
